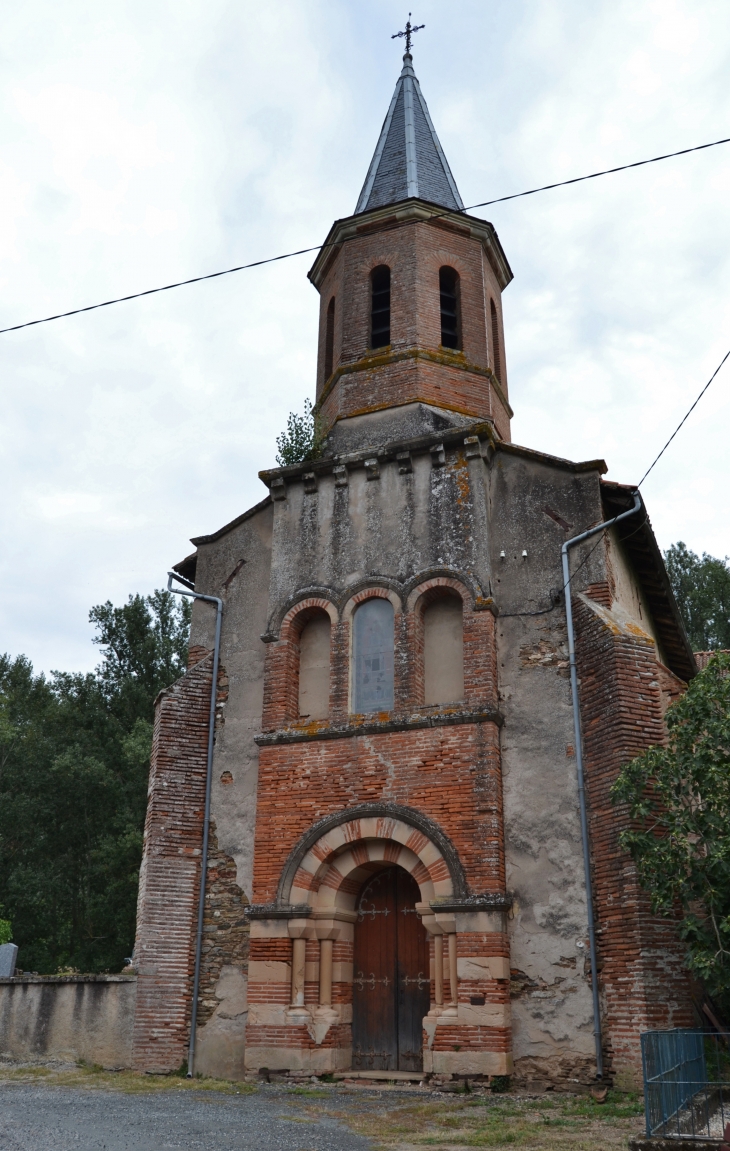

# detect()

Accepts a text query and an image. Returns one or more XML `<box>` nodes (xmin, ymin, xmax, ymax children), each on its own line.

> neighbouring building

<box><xmin>131</xmin><ymin>48</ymin><xmax>697</xmax><ymax>1088</ymax></box>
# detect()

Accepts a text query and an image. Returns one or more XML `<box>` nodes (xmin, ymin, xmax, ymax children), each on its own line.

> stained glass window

<box><xmin>352</xmin><ymin>598</ymin><xmax>394</xmax><ymax>713</ymax></box>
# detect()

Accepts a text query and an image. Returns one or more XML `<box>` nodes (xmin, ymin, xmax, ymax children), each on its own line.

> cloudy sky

<box><xmin>2</xmin><ymin>0</ymin><xmax>729</xmax><ymax>674</ymax></box>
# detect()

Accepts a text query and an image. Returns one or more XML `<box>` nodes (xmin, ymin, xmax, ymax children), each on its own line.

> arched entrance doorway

<box><xmin>352</xmin><ymin>865</ymin><xmax>431</xmax><ymax>1072</ymax></box>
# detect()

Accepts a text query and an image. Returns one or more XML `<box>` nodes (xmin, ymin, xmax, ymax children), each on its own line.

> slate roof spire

<box><xmin>355</xmin><ymin>53</ymin><xmax>464</xmax><ymax>215</ymax></box>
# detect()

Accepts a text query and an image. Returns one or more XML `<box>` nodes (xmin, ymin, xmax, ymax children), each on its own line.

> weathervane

<box><xmin>392</xmin><ymin>13</ymin><xmax>424</xmax><ymax>55</ymax></box>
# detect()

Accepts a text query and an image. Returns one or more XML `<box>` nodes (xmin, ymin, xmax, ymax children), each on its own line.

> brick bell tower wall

<box><xmin>309</xmin><ymin>204</ymin><xmax>513</xmax><ymax>442</ymax></box>
<box><xmin>575</xmin><ymin>594</ymin><xmax>694</xmax><ymax>1088</ymax></box>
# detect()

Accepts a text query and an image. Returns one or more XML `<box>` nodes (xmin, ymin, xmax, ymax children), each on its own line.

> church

<box><xmin>131</xmin><ymin>46</ymin><xmax>697</xmax><ymax>1089</ymax></box>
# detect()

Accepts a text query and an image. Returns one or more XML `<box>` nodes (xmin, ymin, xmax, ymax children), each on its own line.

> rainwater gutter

<box><xmin>167</xmin><ymin>571</ymin><xmax>223</xmax><ymax>1079</ymax></box>
<box><xmin>561</xmin><ymin>489</ymin><xmax>642</xmax><ymax>1080</ymax></box>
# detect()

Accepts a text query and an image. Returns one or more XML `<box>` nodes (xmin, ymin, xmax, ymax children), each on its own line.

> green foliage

<box><xmin>490</xmin><ymin>1075</ymin><xmax>511</xmax><ymax>1093</ymax></box>
<box><xmin>665</xmin><ymin>541</ymin><xmax>730</xmax><ymax>651</ymax></box>
<box><xmin>0</xmin><ymin>591</ymin><xmax>190</xmax><ymax>974</ymax></box>
<box><xmin>0</xmin><ymin>912</ymin><xmax>11</xmax><ymax>945</ymax></box>
<box><xmin>275</xmin><ymin>399</ymin><xmax>323</xmax><ymax>467</ymax></box>
<box><xmin>612</xmin><ymin>652</ymin><xmax>730</xmax><ymax>1002</ymax></box>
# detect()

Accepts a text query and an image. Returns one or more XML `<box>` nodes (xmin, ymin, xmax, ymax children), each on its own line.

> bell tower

<box><xmin>308</xmin><ymin>50</ymin><xmax>514</xmax><ymax>451</ymax></box>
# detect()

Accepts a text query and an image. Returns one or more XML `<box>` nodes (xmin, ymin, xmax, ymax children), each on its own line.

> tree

<box><xmin>0</xmin><ymin>590</ymin><xmax>190</xmax><ymax>974</ymax></box>
<box><xmin>611</xmin><ymin>652</ymin><xmax>730</xmax><ymax>1006</ymax></box>
<box><xmin>275</xmin><ymin>398</ymin><xmax>323</xmax><ymax>466</ymax></box>
<box><xmin>665</xmin><ymin>542</ymin><xmax>730</xmax><ymax>651</ymax></box>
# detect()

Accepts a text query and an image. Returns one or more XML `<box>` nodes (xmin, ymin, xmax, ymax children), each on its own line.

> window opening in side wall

<box><xmin>324</xmin><ymin>296</ymin><xmax>336</xmax><ymax>380</ymax></box>
<box><xmin>439</xmin><ymin>266</ymin><xmax>460</xmax><ymax>350</ymax></box>
<box><xmin>352</xmin><ymin>597</ymin><xmax>394</xmax><ymax>713</ymax></box>
<box><xmin>298</xmin><ymin>612</ymin><xmax>331</xmax><ymax>719</ymax></box>
<box><xmin>371</xmin><ymin>266</ymin><xmax>391</xmax><ymax>348</ymax></box>
<box><xmin>490</xmin><ymin>298</ymin><xmax>502</xmax><ymax>382</ymax></box>
<box><xmin>424</xmin><ymin>593</ymin><xmax>464</xmax><ymax>705</ymax></box>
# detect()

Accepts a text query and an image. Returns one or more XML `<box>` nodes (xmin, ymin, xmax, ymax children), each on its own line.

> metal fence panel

<box><xmin>641</xmin><ymin>1029</ymin><xmax>730</xmax><ymax>1140</ymax></box>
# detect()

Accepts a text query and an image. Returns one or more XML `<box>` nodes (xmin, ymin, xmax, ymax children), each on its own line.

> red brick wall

<box><xmin>132</xmin><ymin>654</ymin><xmax>231</xmax><ymax>1073</ymax></box>
<box><xmin>575</xmin><ymin>600</ymin><xmax>694</xmax><ymax>1084</ymax></box>
<box><xmin>252</xmin><ymin>720</ymin><xmax>504</xmax><ymax>904</ymax></box>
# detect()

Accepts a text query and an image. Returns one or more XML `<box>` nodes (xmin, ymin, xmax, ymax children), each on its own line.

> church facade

<box><xmin>131</xmin><ymin>52</ymin><xmax>697</xmax><ymax>1088</ymax></box>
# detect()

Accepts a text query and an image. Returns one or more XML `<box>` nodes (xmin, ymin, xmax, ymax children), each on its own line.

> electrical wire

<box><xmin>1</xmin><ymin>134</ymin><xmax>729</xmax><ymax>336</ymax></box>
<box><xmin>637</xmin><ymin>347</ymin><xmax>730</xmax><ymax>487</ymax></box>
<box><xmin>556</xmin><ymin>343</ymin><xmax>730</xmax><ymax>598</ymax></box>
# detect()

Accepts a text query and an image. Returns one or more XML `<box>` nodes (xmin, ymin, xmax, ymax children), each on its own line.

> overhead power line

<box><xmin>637</xmin><ymin>347</ymin><xmax>730</xmax><ymax>487</ymax></box>
<box><xmin>1</xmin><ymin>133</ymin><xmax>729</xmax><ymax>337</ymax></box>
<box><xmin>560</xmin><ymin>344</ymin><xmax>730</xmax><ymax>591</ymax></box>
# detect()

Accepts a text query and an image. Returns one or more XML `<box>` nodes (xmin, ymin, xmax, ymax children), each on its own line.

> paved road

<box><xmin>0</xmin><ymin>1083</ymin><xmax>375</xmax><ymax>1151</ymax></box>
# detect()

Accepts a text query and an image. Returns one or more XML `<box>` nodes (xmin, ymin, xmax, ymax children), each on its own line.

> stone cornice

<box><xmin>257</xmin><ymin>420</ymin><xmax>607</xmax><ymax>491</ymax></box>
<box><xmin>316</xmin><ymin>345</ymin><xmax>514</xmax><ymax>419</ymax></box>
<box><xmin>258</xmin><ymin>419</ymin><xmax>498</xmax><ymax>488</ymax></box>
<box><xmin>307</xmin><ymin>198</ymin><xmax>513</xmax><ymax>291</ymax></box>
<box><xmin>246</xmin><ymin>903</ymin><xmax>312</xmax><ymax>920</ymax></box>
<box><xmin>432</xmin><ymin>894</ymin><xmax>513</xmax><ymax>912</ymax></box>
<box><xmin>255</xmin><ymin>706</ymin><xmax>503</xmax><ymax>747</ymax></box>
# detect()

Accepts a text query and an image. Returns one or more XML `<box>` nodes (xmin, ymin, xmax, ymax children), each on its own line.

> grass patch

<box><xmin>335</xmin><ymin>1090</ymin><xmax>645</xmax><ymax>1151</ymax></box>
<box><xmin>0</xmin><ymin>1061</ymin><xmax>255</xmax><ymax>1096</ymax></box>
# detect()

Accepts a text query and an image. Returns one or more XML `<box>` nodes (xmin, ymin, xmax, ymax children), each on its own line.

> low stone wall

<box><xmin>0</xmin><ymin>975</ymin><xmax>137</xmax><ymax>1068</ymax></box>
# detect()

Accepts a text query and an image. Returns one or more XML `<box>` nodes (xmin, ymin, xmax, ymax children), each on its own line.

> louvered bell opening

<box><xmin>439</xmin><ymin>266</ymin><xmax>460</xmax><ymax>350</ymax></box>
<box><xmin>371</xmin><ymin>265</ymin><xmax>391</xmax><ymax>349</ymax></box>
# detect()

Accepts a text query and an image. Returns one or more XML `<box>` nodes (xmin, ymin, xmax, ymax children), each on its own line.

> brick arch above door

<box><xmin>275</xmin><ymin>802</ymin><xmax>468</xmax><ymax>907</ymax></box>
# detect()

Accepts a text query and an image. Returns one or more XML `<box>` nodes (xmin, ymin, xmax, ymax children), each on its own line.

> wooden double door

<box><xmin>352</xmin><ymin>866</ymin><xmax>430</xmax><ymax>1072</ymax></box>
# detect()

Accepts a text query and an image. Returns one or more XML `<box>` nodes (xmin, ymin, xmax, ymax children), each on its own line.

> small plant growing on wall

<box><xmin>275</xmin><ymin>399</ymin><xmax>323</xmax><ymax>466</ymax></box>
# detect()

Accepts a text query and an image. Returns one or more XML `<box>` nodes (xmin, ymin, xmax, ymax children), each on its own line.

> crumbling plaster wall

<box><xmin>605</xmin><ymin>527</ymin><xmax>662</xmax><ymax>654</ymax></box>
<box><xmin>184</xmin><ymin>501</ymin><xmax>272</xmax><ymax>1076</ymax></box>
<box><xmin>189</xmin><ymin>502</ymin><xmax>273</xmax><ymax>903</ymax></box>
<box><xmin>490</xmin><ymin>454</ymin><xmax>608</xmax><ymax>1081</ymax></box>
<box><xmin>266</xmin><ymin>439</ymin><xmax>492</xmax><ymax>621</ymax></box>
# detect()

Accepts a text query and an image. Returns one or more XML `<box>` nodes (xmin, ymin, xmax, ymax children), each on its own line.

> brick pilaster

<box><xmin>575</xmin><ymin>597</ymin><xmax>694</xmax><ymax>1086</ymax></box>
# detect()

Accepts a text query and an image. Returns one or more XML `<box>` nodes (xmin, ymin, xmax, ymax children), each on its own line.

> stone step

<box><xmin>334</xmin><ymin>1070</ymin><xmax>425</xmax><ymax>1081</ymax></box>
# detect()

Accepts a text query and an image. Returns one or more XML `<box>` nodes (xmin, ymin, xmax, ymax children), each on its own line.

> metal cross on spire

<box><xmin>391</xmin><ymin>13</ymin><xmax>424</xmax><ymax>55</ymax></box>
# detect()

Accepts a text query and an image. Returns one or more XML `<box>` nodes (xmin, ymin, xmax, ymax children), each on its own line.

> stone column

<box><xmin>319</xmin><ymin>939</ymin><xmax>333</xmax><ymax>1007</ymax></box>
<box><xmin>447</xmin><ymin>933</ymin><xmax>458</xmax><ymax>1008</ymax></box>
<box><xmin>291</xmin><ymin>937</ymin><xmax>306</xmax><ymax>1008</ymax></box>
<box><xmin>434</xmin><ymin>935</ymin><xmax>444</xmax><ymax>1007</ymax></box>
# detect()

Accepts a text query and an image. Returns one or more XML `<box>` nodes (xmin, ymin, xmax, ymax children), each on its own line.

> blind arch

<box><xmin>298</xmin><ymin>612</ymin><xmax>331</xmax><ymax>719</ymax></box>
<box><xmin>423</xmin><ymin>593</ymin><xmax>464</xmax><ymax>704</ymax></box>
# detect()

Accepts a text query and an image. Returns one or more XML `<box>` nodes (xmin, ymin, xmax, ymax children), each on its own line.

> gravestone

<box><xmin>0</xmin><ymin>942</ymin><xmax>18</xmax><ymax>977</ymax></box>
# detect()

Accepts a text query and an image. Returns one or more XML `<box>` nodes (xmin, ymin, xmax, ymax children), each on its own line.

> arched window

<box><xmin>298</xmin><ymin>612</ymin><xmax>331</xmax><ymax>719</ymax></box>
<box><xmin>439</xmin><ymin>267</ymin><xmax>460</xmax><ymax>350</ymax></box>
<box><xmin>324</xmin><ymin>296</ymin><xmax>335</xmax><ymax>380</ymax></box>
<box><xmin>352</xmin><ymin>598</ymin><xmax>394</xmax><ymax>713</ymax></box>
<box><xmin>424</xmin><ymin>593</ymin><xmax>464</xmax><ymax>704</ymax></box>
<box><xmin>370</xmin><ymin>266</ymin><xmax>391</xmax><ymax>349</ymax></box>
<box><xmin>490</xmin><ymin>299</ymin><xmax>502</xmax><ymax>382</ymax></box>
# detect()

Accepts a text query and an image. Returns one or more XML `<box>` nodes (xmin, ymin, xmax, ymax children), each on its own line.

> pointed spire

<box><xmin>356</xmin><ymin>53</ymin><xmax>464</xmax><ymax>215</ymax></box>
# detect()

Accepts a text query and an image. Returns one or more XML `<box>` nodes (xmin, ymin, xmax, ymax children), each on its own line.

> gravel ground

<box><xmin>0</xmin><ymin>1082</ymin><xmax>376</xmax><ymax>1151</ymax></box>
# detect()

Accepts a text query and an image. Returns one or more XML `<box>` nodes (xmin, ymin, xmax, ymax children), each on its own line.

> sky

<box><xmin>2</xmin><ymin>0</ymin><xmax>729</xmax><ymax>675</ymax></box>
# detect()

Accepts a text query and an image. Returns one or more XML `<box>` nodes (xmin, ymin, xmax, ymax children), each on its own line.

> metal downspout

<box><xmin>167</xmin><ymin>571</ymin><xmax>223</xmax><ymax>1079</ymax></box>
<box><xmin>561</xmin><ymin>490</ymin><xmax>642</xmax><ymax>1080</ymax></box>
